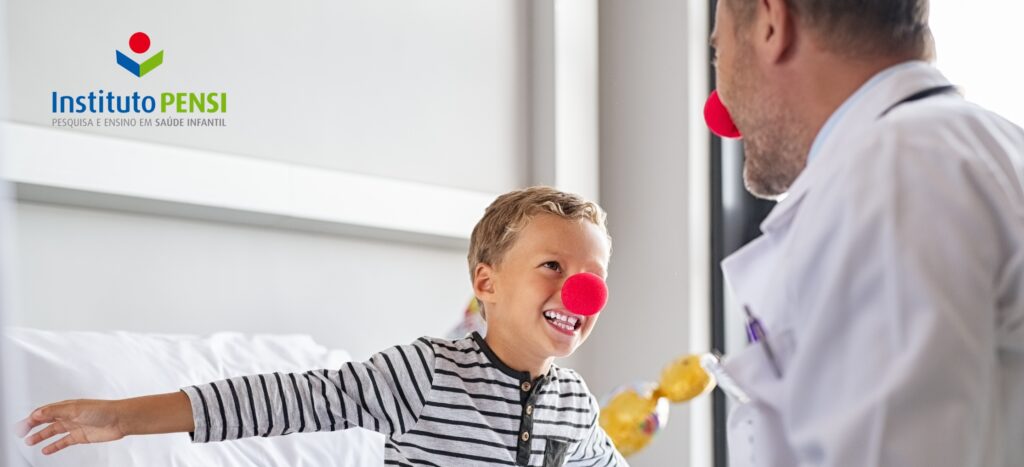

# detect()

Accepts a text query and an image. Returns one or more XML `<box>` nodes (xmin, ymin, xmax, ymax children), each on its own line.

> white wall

<box><xmin>10</xmin><ymin>202</ymin><xmax>471</xmax><ymax>361</ymax></box>
<box><xmin>2</xmin><ymin>0</ymin><xmax>534</xmax><ymax>359</ymax></box>
<box><xmin>6</xmin><ymin>0</ymin><xmax>529</xmax><ymax>193</ymax></box>
<box><xmin>569</xmin><ymin>1</ymin><xmax>700</xmax><ymax>466</ymax></box>
<box><xmin>0</xmin><ymin>1</ymin><xmax>24</xmax><ymax>458</ymax></box>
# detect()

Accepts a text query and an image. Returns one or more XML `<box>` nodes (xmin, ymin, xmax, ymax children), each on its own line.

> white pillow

<box><xmin>4</xmin><ymin>328</ymin><xmax>384</xmax><ymax>467</ymax></box>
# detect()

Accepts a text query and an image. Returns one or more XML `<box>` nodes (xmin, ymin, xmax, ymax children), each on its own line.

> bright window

<box><xmin>931</xmin><ymin>1</ymin><xmax>1024</xmax><ymax>127</ymax></box>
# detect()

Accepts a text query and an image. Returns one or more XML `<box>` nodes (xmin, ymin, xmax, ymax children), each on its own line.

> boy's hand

<box><xmin>14</xmin><ymin>392</ymin><xmax>194</xmax><ymax>455</ymax></box>
<box><xmin>15</xmin><ymin>399</ymin><xmax>127</xmax><ymax>455</ymax></box>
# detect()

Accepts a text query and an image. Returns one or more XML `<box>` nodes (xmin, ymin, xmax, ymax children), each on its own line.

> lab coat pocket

<box><xmin>723</xmin><ymin>327</ymin><xmax>799</xmax><ymax>467</ymax></box>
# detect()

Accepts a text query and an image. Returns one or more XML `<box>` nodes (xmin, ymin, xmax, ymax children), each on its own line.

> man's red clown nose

<box><xmin>561</xmin><ymin>273</ymin><xmax>608</xmax><ymax>316</ymax></box>
<box><xmin>704</xmin><ymin>90</ymin><xmax>742</xmax><ymax>139</ymax></box>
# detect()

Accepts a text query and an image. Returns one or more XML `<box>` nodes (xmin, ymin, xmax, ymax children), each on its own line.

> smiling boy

<box><xmin>18</xmin><ymin>186</ymin><xmax>629</xmax><ymax>466</ymax></box>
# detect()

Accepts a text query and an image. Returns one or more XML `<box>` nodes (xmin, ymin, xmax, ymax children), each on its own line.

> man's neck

<box><xmin>796</xmin><ymin>52</ymin><xmax>919</xmax><ymax>142</ymax></box>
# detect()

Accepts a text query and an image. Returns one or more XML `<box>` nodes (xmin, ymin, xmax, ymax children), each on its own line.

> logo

<box><xmin>51</xmin><ymin>30</ymin><xmax>229</xmax><ymax>129</ymax></box>
<box><xmin>116</xmin><ymin>32</ymin><xmax>164</xmax><ymax>77</ymax></box>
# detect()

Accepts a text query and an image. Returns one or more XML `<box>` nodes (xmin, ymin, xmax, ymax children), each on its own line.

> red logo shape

<box><xmin>129</xmin><ymin>32</ymin><xmax>151</xmax><ymax>54</ymax></box>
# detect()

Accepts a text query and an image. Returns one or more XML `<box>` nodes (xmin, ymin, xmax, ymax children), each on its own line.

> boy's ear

<box><xmin>473</xmin><ymin>263</ymin><xmax>497</xmax><ymax>303</ymax></box>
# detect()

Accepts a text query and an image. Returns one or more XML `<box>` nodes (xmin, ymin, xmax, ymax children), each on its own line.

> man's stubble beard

<box><xmin>725</xmin><ymin>41</ymin><xmax>813</xmax><ymax>200</ymax></box>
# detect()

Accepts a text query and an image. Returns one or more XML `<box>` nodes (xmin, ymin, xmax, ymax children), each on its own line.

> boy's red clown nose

<box><xmin>704</xmin><ymin>90</ymin><xmax>741</xmax><ymax>139</ymax></box>
<box><xmin>561</xmin><ymin>273</ymin><xmax>608</xmax><ymax>316</ymax></box>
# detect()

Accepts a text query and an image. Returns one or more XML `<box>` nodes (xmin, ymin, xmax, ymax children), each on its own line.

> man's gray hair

<box><xmin>727</xmin><ymin>0</ymin><xmax>933</xmax><ymax>59</ymax></box>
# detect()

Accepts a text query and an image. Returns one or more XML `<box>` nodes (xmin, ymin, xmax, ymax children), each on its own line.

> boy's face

<box><xmin>475</xmin><ymin>214</ymin><xmax>610</xmax><ymax>359</ymax></box>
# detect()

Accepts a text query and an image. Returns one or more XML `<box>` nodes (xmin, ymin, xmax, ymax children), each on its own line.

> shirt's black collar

<box><xmin>471</xmin><ymin>332</ymin><xmax>551</xmax><ymax>383</ymax></box>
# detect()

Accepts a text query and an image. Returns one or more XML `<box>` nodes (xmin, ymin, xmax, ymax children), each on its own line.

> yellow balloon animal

<box><xmin>599</xmin><ymin>355</ymin><xmax>715</xmax><ymax>457</ymax></box>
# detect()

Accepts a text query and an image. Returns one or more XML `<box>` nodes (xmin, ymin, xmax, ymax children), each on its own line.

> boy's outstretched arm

<box><xmin>182</xmin><ymin>338</ymin><xmax>436</xmax><ymax>443</ymax></box>
<box><xmin>14</xmin><ymin>338</ymin><xmax>436</xmax><ymax>455</ymax></box>
<box><xmin>15</xmin><ymin>391</ymin><xmax>194</xmax><ymax>455</ymax></box>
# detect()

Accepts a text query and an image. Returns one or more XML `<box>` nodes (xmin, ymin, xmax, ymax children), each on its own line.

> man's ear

<box><xmin>473</xmin><ymin>263</ymin><xmax>497</xmax><ymax>304</ymax></box>
<box><xmin>755</xmin><ymin>0</ymin><xmax>795</xmax><ymax>64</ymax></box>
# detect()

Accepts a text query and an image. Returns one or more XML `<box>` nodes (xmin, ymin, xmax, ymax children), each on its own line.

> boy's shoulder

<box><xmin>545</xmin><ymin>365</ymin><xmax>601</xmax><ymax>423</ymax></box>
<box><xmin>547</xmin><ymin>364</ymin><xmax>596</xmax><ymax>399</ymax></box>
<box><xmin>384</xmin><ymin>334</ymin><xmax>478</xmax><ymax>362</ymax></box>
<box><xmin>413</xmin><ymin>334</ymin><xmax>476</xmax><ymax>354</ymax></box>
<box><xmin>549</xmin><ymin>364</ymin><xmax>585</xmax><ymax>383</ymax></box>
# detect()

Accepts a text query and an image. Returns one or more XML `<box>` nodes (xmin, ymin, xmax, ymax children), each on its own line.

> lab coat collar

<box><xmin>723</xmin><ymin>61</ymin><xmax>953</xmax><ymax>329</ymax></box>
<box><xmin>757</xmin><ymin>60</ymin><xmax>952</xmax><ymax>234</ymax></box>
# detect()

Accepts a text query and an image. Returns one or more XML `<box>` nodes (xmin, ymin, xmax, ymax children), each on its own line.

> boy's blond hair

<box><xmin>468</xmin><ymin>186</ymin><xmax>610</xmax><ymax>317</ymax></box>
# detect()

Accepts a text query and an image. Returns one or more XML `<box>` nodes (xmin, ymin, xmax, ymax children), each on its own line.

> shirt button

<box><xmin>525</xmin><ymin>405</ymin><xmax>534</xmax><ymax>416</ymax></box>
<box><xmin>521</xmin><ymin>381</ymin><xmax>531</xmax><ymax>392</ymax></box>
<box><xmin>521</xmin><ymin>431</ymin><xmax>530</xmax><ymax>442</ymax></box>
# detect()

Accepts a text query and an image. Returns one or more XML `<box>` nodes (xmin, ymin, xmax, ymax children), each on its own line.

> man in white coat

<box><xmin>710</xmin><ymin>0</ymin><xmax>1024</xmax><ymax>465</ymax></box>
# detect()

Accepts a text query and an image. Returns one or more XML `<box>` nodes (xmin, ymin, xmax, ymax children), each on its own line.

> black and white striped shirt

<box><xmin>181</xmin><ymin>332</ymin><xmax>628</xmax><ymax>466</ymax></box>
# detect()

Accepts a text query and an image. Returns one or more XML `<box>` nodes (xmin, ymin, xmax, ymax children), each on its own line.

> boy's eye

<box><xmin>542</xmin><ymin>261</ymin><xmax>562</xmax><ymax>272</ymax></box>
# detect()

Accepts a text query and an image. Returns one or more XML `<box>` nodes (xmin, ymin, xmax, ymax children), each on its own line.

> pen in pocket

<box><xmin>744</xmin><ymin>305</ymin><xmax>783</xmax><ymax>379</ymax></box>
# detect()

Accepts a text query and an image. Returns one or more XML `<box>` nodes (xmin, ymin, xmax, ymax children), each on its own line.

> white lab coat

<box><xmin>720</xmin><ymin>61</ymin><xmax>1024</xmax><ymax>467</ymax></box>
